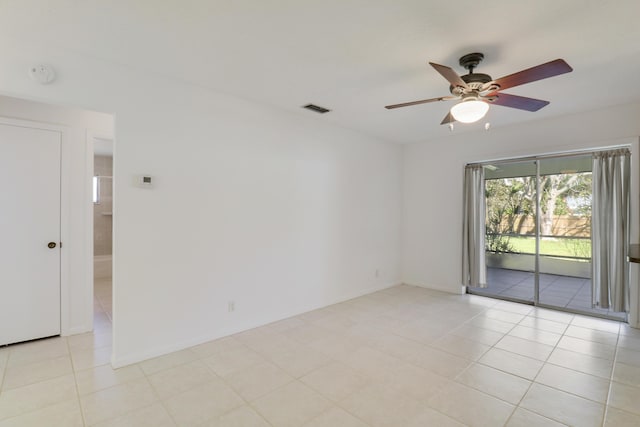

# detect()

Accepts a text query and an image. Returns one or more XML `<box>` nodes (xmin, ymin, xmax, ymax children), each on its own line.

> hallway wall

<box><xmin>0</xmin><ymin>40</ymin><xmax>403</xmax><ymax>366</ymax></box>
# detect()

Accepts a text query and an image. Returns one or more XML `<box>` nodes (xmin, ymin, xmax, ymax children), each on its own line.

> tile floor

<box><xmin>471</xmin><ymin>268</ymin><xmax>626</xmax><ymax>320</ymax></box>
<box><xmin>1</xmin><ymin>278</ymin><xmax>640</xmax><ymax>426</ymax></box>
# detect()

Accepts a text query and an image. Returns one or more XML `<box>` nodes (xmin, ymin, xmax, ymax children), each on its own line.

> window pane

<box><xmin>93</xmin><ymin>176</ymin><xmax>99</xmax><ymax>203</ymax></box>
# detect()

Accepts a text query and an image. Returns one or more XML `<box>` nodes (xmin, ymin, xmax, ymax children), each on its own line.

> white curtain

<box><xmin>592</xmin><ymin>149</ymin><xmax>630</xmax><ymax>312</ymax></box>
<box><xmin>462</xmin><ymin>164</ymin><xmax>487</xmax><ymax>288</ymax></box>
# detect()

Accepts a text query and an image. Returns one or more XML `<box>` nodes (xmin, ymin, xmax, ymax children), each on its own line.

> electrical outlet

<box><xmin>228</xmin><ymin>301</ymin><xmax>235</xmax><ymax>312</ymax></box>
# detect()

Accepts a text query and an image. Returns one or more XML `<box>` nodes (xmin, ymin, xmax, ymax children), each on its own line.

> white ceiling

<box><xmin>1</xmin><ymin>0</ymin><xmax>640</xmax><ymax>144</ymax></box>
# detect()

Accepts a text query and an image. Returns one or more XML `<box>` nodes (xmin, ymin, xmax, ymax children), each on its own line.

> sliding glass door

<box><xmin>483</xmin><ymin>160</ymin><xmax>537</xmax><ymax>303</ymax></box>
<box><xmin>537</xmin><ymin>157</ymin><xmax>593</xmax><ymax>312</ymax></box>
<box><xmin>469</xmin><ymin>153</ymin><xmax>626</xmax><ymax>321</ymax></box>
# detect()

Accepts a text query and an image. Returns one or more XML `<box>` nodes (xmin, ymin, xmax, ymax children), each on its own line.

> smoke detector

<box><xmin>28</xmin><ymin>64</ymin><xmax>56</xmax><ymax>84</ymax></box>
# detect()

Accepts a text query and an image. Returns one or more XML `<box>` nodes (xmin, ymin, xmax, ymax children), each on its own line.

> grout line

<box><xmin>195</xmin><ymin>344</ymin><xmax>282</xmax><ymax>426</ymax></box>
<box><xmin>7</xmin><ymin>280</ymin><xmax>633</xmax><ymax>427</ymax></box>
<box><xmin>601</xmin><ymin>330</ymin><xmax>622</xmax><ymax>426</ymax></box>
<box><xmin>0</xmin><ymin>349</ymin><xmax>8</xmax><ymax>394</ymax></box>
<box><xmin>70</xmin><ymin>338</ymin><xmax>88</xmax><ymax>427</ymax></box>
<box><xmin>0</xmin><ymin>341</ymin><xmax>81</xmax><ymax>425</ymax></box>
<box><xmin>501</xmin><ymin>311</ymin><xmax>572</xmax><ymax>426</ymax></box>
<box><xmin>512</xmin><ymin>313</ymin><xmax>627</xmax><ymax>426</ymax></box>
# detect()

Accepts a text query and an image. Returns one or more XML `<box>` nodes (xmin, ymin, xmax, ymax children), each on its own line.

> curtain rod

<box><xmin>466</xmin><ymin>145</ymin><xmax>631</xmax><ymax>168</ymax></box>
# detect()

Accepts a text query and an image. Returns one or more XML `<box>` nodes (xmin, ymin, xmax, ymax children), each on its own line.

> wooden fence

<box><xmin>498</xmin><ymin>215</ymin><xmax>590</xmax><ymax>237</ymax></box>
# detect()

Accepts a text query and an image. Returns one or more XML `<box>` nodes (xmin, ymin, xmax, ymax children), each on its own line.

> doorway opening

<box><xmin>468</xmin><ymin>152</ymin><xmax>628</xmax><ymax>321</ymax></box>
<box><xmin>0</xmin><ymin>94</ymin><xmax>114</xmax><ymax>347</ymax></box>
<box><xmin>93</xmin><ymin>138</ymin><xmax>113</xmax><ymax>331</ymax></box>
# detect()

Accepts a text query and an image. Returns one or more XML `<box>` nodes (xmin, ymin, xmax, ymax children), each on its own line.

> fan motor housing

<box><xmin>461</xmin><ymin>73</ymin><xmax>492</xmax><ymax>85</ymax></box>
<box><xmin>450</xmin><ymin>72</ymin><xmax>493</xmax><ymax>95</ymax></box>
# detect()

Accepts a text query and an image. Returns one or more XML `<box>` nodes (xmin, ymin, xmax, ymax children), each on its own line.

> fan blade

<box><xmin>488</xmin><ymin>92</ymin><xmax>550</xmax><ymax>111</ymax></box>
<box><xmin>440</xmin><ymin>112</ymin><xmax>455</xmax><ymax>125</ymax></box>
<box><xmin>429</xmin><ymin>63</ymin><xmax>469</xmax><ymax>89</ymax></box>
<box><xmin>491</xmin><ymin>59</ymin><xmax>572</xmax><ymax>91</ymax></box>
<box><xmin>385</xmin><ymin>96</ymin><xmax>455</xmax><ymax>109</ymax></box>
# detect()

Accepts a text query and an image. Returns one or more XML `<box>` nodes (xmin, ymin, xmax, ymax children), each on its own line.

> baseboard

<box><xmin>331</xmin><ymin>281</ymin><xmax>401</xmax><ymax>305</ymax></box>
<box><xmin>63</xmin><ymin>324</ymin><xmax>93</xmax><ymax>336</ymax></box>
<box><xmin>111</xmin><ymin>330</ymin><xmax>234</xmax><ymax>368</ymax></box>
<box><xmin>111</xmin><ymin>280</ymin><xmax>401</xmax><ymax>368</ymax></box>
<box><xmin>403</xmin><ymin>281</ymin><xmax>464</xmax><ymax>295</ymax></box>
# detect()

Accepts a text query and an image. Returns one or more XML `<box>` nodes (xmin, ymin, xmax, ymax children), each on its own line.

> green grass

<box><xmin>490</xmin><ymin>236</ymin><xmax>591</xmax><ymax>259</ymax></box>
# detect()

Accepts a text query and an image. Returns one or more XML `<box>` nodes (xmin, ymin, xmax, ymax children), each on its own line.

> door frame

<box><xmin>468</xmin><ymin>142</ymin><xmax>640</xmax><ymax>324</ymax></box>
<box><xmin>0</xmin><ymin>94</ymin><xmax>115</xmax><ymax>344</ymax></box>
<box><xmin>85</xmin><ymin>130</ymin><xmax>114</xmax><ymax>332</ymax></box>
<box><xmin>0</xmin><ymin>116</ymin><xmax>74</xmax><ymax>334</ymax></box>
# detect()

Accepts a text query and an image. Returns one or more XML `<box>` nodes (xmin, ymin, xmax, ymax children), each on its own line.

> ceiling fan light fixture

<box><xmin>450</xmin><ymin>99</ymin><xmax>489</xmax><ymax>123</ymax></box>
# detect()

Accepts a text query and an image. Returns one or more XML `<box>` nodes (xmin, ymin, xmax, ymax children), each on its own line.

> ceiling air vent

<box><xmin>302</xmin><ymin>104</ymin><xmax>331</xmax><ymax>114</ymax></box>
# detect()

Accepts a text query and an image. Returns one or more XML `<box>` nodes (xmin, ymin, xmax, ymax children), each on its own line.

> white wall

<box><xmin>402</xmin><ymin>102</ymin><xmax>640</xmax><ymax>327</ymax></box>
<box><xmin>113</xmin><ymin>92</ymin><xmax>402</xmax><ymax>366</ymax></box>
<box><xmin>5</xmin><ymin>35</ymin><xmax>637</xmax><ymax>369</ymax></box>
<box><xmin>0</xmin><ymin>41</ymin><xmax>402</xmax><ymax>366</ymax></box>
<box><xmin>0</xmin><ymin>96</ymin><xmax>113</xmax><ymax>336</ymax></box>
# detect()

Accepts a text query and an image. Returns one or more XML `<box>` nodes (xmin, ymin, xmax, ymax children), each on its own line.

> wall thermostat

<box><xmin>137</xmin><ymin>175</ymin><xmax>154</xmax><ymax>188</ymax></box>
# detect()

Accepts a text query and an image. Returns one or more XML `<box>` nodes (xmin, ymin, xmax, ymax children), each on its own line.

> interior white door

<box><xmin>0</xmin><ymin>122</ymin><xmax>61</xmax><ymax>346</ymax></box>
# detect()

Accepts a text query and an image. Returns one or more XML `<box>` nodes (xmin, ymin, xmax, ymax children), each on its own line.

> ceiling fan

<box><xmin>385</xmin><ymin>53</ymin><xmax>573</xmax><ymax>125</ymax></box>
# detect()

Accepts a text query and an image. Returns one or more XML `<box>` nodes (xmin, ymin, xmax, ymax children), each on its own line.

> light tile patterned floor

<box><xmin>471</xmin><ymin>268</ymin><xmax>626</xmax><ymax>320</ymax></box>
<box><xmin>1</xmin><ymin>279</ymin><xmax>640</xmax><ymax>426</ymax></box>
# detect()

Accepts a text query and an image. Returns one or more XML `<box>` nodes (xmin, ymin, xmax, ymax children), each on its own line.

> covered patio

<box><xmin>470</xmin><ymin>267</ymin><xmax>626</xmax><ymax>321</ymax></box>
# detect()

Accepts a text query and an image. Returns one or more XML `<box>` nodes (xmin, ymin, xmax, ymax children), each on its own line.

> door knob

<box><xmin>47</xmin><ymin>242</ymin><xmax>57</xmax><ymax>249</ymax></box>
